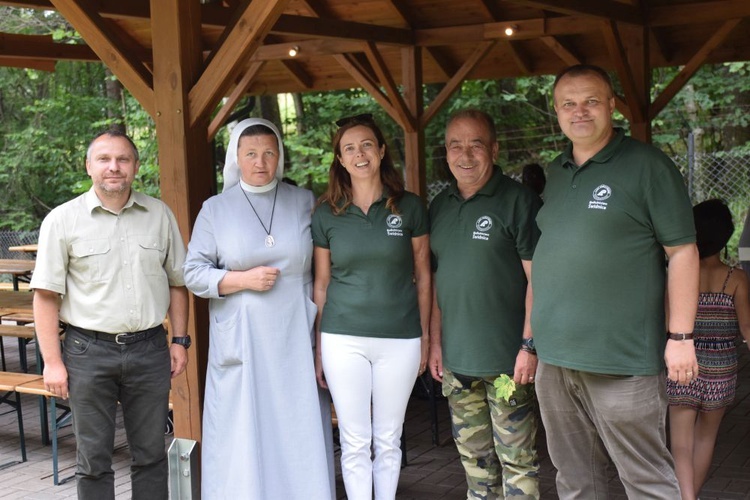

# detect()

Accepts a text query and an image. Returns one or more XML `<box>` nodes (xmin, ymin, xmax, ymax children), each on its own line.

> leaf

<box><xmin>493</xmin><ymin>374</ymin><xmax>516</xmax><ymax>402</ymax></box>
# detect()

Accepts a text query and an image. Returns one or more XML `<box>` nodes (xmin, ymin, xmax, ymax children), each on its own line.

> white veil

<box><xmin>222</xmin><ymin>117</ymin><xmax>285</xmax><ymax>192</ymax></box>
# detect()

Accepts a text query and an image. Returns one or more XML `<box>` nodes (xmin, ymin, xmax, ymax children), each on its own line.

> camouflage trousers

<box><xmin>442</xmin><ymin>368</ymin><xmax>540</xmax><ymax>500</ymax></box>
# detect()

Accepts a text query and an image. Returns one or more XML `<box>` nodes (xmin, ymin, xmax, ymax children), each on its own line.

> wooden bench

<box><xmin>1</xmin><ymin>312</ymin><xmax>34</xmax><ymax>324</ymax></box>
<box><xmin>0</xmin><ymin>324</ymin><xmax>36</xmax><ymax>372</ymax></box>
<box><xmin>0</xmin><ymin>371</ymin><xmax>70</xmax><ymax>484</ymax></box>
<box><xmin>0</xmin><ymin>373</ymin><xmax>43</xmax><ymax>470</ymax></box>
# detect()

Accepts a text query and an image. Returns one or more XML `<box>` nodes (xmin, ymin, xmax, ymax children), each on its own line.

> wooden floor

<box><xmin>1</xmin><ymin>334</ymin><xmax>749</xmax><ymax>499</ymax></box>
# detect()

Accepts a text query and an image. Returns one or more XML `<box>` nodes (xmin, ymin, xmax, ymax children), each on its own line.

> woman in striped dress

<box><xmin>667</xmin><ymin>199</ymin><xmax>750</xmax><ymax>500</ymax></box>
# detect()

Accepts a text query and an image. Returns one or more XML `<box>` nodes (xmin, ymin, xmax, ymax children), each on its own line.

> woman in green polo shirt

<box><xmin>312</xmin><ymin>114</ymin><xmax>431</xmax><ymax>500</ymax></box>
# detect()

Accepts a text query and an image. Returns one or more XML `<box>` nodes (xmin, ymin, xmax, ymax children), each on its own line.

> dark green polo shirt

<box><xmin>312</xmin><ymin>192</ymin><xmax>428</xmax><ymax>339</ymax></box>
<box><xmin>531</xmin><ymin>128</ymin><xmax>696</xmax><ymax>375</ymax></box>
<box><xmin>430</xmin><ymin>167</ymin><xmax>541</xmax><ymax>377</ymax></box>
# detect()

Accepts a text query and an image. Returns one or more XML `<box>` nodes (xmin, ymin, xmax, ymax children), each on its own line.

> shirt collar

<box><xmin>448</xmin><ymin>165</ymin><xmax>503</xmax><ymax>201</ymax></box>
<box><xmin>560</xmin><ymin>127</ymin><xmax>626</xmax><ymax>170</ymax></box>
<box><xmin>340</xmin><ymin>189</ymin><xmax>390</xmax><ymax>214</ymax></box>
<box><xmin>85</xmin><ymin>187</ymin><xmax>147</xmax><ymax>214</ymax></box>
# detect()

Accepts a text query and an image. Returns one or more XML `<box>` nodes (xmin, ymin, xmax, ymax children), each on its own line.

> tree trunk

<box><xmin>104</xmin><ymin>66</ymin><xmax>125</xmax><ymax>130</ymax></box>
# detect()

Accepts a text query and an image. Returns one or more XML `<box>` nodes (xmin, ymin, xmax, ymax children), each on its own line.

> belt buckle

<box><xmin>115</xmin><ymin>333</ymin><xmax>129</xmax><ymax>345</ymax></box>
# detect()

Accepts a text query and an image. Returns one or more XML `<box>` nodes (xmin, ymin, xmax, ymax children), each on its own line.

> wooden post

<box><xmin>150</xmin><ymin>0</ymin><xmax>213</xmax><ymax>442</ymax></box>
<box><xmin>402</xmin><ymin>46</ymin><xmax>426</xmax><ymax>197</ymax></box>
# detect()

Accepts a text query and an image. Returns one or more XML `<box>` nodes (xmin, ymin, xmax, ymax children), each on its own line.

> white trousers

<box><xmin>321</xmin><ymin>333</ymin><xmax>421</xmax><ymax>500</ymax></box>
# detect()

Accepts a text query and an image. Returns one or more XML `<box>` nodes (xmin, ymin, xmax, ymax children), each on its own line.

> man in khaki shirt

<box><xmin>31</xmin><ymin>129</ymin><xmax>189</xmax><ymax>500</ymax></box>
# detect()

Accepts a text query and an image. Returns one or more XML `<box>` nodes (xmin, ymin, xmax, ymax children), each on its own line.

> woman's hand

<box><xmin>419</xmin><ymin>335</ymin><xmax>429</xmax><ymax>376</ymax></box>
<box><xmin>243</xmin><ymin>266</ymin><xmax>280</xmax><ymax>292</ymax></box>
<box><xmin>315</xmin><ymin>350</ymin><xmax>328</xmax><ymax>389</ymax></box>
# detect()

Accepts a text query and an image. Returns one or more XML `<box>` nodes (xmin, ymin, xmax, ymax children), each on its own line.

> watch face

<box><xmin>524</xmin><ymin>338</ymin><xmax>535</xmax><ymax>349</ymax></box>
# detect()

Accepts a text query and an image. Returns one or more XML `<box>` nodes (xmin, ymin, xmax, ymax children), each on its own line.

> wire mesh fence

<box><xmin>0</xmin><ymin>230</ymin><xmax>39</xmax><ymax>260</ymax></box>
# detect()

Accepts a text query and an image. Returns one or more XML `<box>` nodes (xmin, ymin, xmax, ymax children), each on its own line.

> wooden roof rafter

<box><xmin>188</xmin><ymin>0</ymin><xmax>289</xmax><ymax>128</ymax></box>
<box><xmin>207</xmin><ymin>60</ymin><xmax>265</xmax><ymax>141</ymax></box>
<box><xmin>421</xmin><ymin>40</ymin><xmax>497</xmax><ymax>128</ymax></box>
<box><xmin>505</xmin><ymin>0</ymin><xmax>643</xmax><ymax>25</ymax></box>
<box><xmin>601</xmin><ymin>20</ymin><xmax>645</xmax><ymax>124</ymax></box>
<box><xmin>48</xmin><ymin>0</ymin><xmax>155</xmax><ymax>116</ymax></box>
<box><xmin>650</xmin><ymin>18</ymin><xmax>743</xmax><ymax>120</ymax></box>
<box><xmin>363</xmin><ymin>41</ymin><xmax>416</xmax><ymax>131</ymax></box>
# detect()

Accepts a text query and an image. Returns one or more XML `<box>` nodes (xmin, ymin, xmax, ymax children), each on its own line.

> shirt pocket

<box><xmin>137</xmin><ymin>237</ymin><xmax>166</xmax><ymax>276</ymax></box>
<box><xmin>70</xmin><ymin>238</ymin><xmax>112</xmax><ymax>282</ymax></box>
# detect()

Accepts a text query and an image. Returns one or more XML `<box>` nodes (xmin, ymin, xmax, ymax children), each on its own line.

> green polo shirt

<box><xmin>430</xmin><ymin>167</ymin><xmax>541</xmax><ymax>377</ymax></box>
<box><xmin>531</xmin><ymin>129</ymin><xmax>696</xmax><ymax>375</ymax></box>
<box><xmin>312</xmin><ymin>191</ymin><xmax>428</xmax><ymax>338</ymax></box>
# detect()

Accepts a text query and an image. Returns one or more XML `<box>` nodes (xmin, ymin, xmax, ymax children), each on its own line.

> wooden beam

<box><xmin>506</xmin><ymin>40</ymin><xmax>532</xmax><ymax>75</ymax></box>
<box><xmin>253</xmin><ymin>39</ymin><xmax>365</xmax><ymax>61</ymax></box>
<box><xmin>271</xmin><ymin>14</ymin><xmax>413</xmax><ymax>45</ymax></box>
<box><xmin>208</xmin><ymin>61</ymin><xmax>265</xmax><ymax>142</ymax></box>
<box><xmin>150</xmin><ymin>0</ymin><xmax>213</xmax><ymax>443</ymax></box>
<box><xmin>649</xmin><ymin>0</ymin><xmax>750</xmax><ymax>27</ymax></box>
<box><xmin>505</xmin><ymin>0</ymin><xmax>643</xmax><ymax>25</ymax></box>
<box><xmin>614</xmin><ymin>95</ymin><xmax>632</xmax><ymax>122</ymax></box>
<box><xmin>402</xmin><ymin>46</ymin><xmax>426</xmax><ymax>196</ymax></box>
<box><xmin>540</xmin><ymin>36</ymin><xmax>581</xmax><ymax>65</ymax></box>
<box><xmin>0</xmin><ymin>56</ymin><xmax>55</xmax><ymax>71</ymax></box>
<box><xmin>601</xmin><ymin>20</ymin><xmax>644</xmax><ymax>124</ymax></box>
<box><xmin>334</xmin><ymin>53</ymin><xmax>401</xmax><ymax>124</ymax></box>
<box><xmin>281</xmin><ymin>59</ymin><xmax>314</xmax><ymax>89</ymax></box>
<box><xmin>416</xmin><ymin>18</ymin><xmax>547</xmax><ymax>46</ymax></box>
<box><xmin>650</xmin><ymin>18</ymin><xmax>742</xmax><ymax>120</ymax></box>
<box><xmin>295</xmin><ymin>0</ymin><xmax>335</xmax><ymax>18</ymax></box>
<box><xmin>421</xmin><ymin>41</ymin><xmax>496</xmax><ymax>128</ymax></box>
<box><xmin>189</xmin><ymin>0</ymin><xmax>289</xmax><ymax>128</ymax></box>
<box><xmin>0</xmin><ymin>33</ymin><xmax>99</xmax><ymax>62</ymax></box>
<box><xmin>49</xmin><ymin>0</ymin><xmax>154</xmax><ymax>117</ymax></box>
<box><xmin>477</xmin><ymin>0</ymin><xmax>504</xmax><ymax>22</ymax></box>
<box><xmin>620</xmin><ymin>23</ymin><xmax>651</xmax><ymax>142</ymax></box>
<box><xmin>426</xmin><ymin>48</ymin><xmax>456</xmax><ymax>80</ymax></box>
<box><xmin>363</xmin><ymin>42</ymin><xmax>415</xmax><ymax>131</ymax></box>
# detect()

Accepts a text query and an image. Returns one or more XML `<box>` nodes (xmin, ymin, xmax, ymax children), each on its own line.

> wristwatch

<box><xmin>520</xmin><ymin>337</ymin><xmax>536</xmax><ymax>355</ymax></box>
<box><xmin>172</xmin><ymin>335</ymin><xmax>192</xmax><ymax>349</ymax></box>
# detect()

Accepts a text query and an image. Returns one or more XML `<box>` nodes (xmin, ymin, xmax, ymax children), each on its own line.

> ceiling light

<box><xmin>288</xmin><ymin>46</ymin><xmax>300</xmax><ymax>57</ymax></box>
<box><xmin>504</xmin><ymin>25</ymin><xmax>517</xmax><ymax>37</ymax></box>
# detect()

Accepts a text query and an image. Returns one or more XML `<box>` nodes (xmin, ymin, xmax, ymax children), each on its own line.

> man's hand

<box><xmin>513</xmin><ymin>349</ymin><xmax>538</xmax><ymax>385</ymax></box>
<box><xmin>664</xmin><ymin>339</ymin><xmax>698</xmax><ymax>385</ymax></box>
<box><xmin>170</xmin><ymin>344</ymin><xmax>188</xmax><ymax>378</ymax></box>
<box><xmin>43</xmin><ymin>360</ymin><xmax>69</xmax><ymax>399</ymax></box>
<box><xmin>429</xmin><ymin>343</ymin><xmax>443</xmax><ymax>383</ymax></box>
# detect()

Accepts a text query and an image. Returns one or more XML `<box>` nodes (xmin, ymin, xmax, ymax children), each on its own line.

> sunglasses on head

<box><xmin>335</xmin><ymin>113</ymin><xmax>375</xmax><ymax>127</ymax></box>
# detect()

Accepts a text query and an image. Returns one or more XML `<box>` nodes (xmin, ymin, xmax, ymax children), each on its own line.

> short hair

<box><xmin>553</xmin><ymin>64</ymin><xmax>615</xmax><ymax>98</ymax></box>
<box><xmin>445</xmin><ymin>109</ymin><xmax>497</xmax><ymax>145</ymax></box>
<box><xmin>86</xmin><ymin>128</ymin><xmax>139</xmax><ymax>162</ymax></box>
<box><xmin>693</xmin><ymin>199</ymin><xmax>734</xmax><ymax>259</ymax></box>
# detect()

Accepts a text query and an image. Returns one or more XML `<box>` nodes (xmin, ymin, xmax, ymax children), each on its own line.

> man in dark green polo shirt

<box><xmin>531</xmin><ymin>64</ymin><xmax>699</xmax><ymax>499</ymax></box>
<box><xmin>429</xmin><ymin>109</ymin><xmax>542</xmax><ymax>499</ymax></box>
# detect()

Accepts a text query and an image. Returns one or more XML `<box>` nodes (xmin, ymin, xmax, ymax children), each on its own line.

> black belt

<box><xmin>67</xmin><ymin>324</ymin><xmax>164</xmax><ymax>345</ymax></box>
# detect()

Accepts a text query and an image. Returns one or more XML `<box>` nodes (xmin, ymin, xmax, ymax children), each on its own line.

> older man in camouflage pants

<box><xmin>428</xmin><ymin>109</ymin><xmax>541</xmax><ymax>499</ymax></box>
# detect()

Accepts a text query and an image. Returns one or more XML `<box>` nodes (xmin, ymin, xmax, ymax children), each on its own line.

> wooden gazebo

<box><xmin>1</xmin><ymin>0</ymin><xmax>749</xmax><ymax>442</ymax></box>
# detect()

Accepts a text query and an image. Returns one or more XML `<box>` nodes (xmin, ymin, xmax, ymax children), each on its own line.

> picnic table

<box><xmin>0</xmin><ymin>290</ymin><xmax>33</xmax><ymax>316</ymax></box>
<box><xmin>0</xmin><ymin>259</ymin><xmax>35</xmax><ymax>291</ymax></box>
<box><xmin>7</xmin><ymin>244</ymin><xmax>38</xmax><ymax>255</ymax></box>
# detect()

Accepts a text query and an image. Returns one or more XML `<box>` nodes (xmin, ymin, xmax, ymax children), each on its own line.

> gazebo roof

<box><xmin>3</xmin><ymin>1</ymin><xmax>749</xmax><ymax>94</ymax></box>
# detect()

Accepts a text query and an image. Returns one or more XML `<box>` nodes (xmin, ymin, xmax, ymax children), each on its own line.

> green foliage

<box><xmin>493</xmin><ymin>374</ymin><xmax>516</xmax><ymax>402</ymax></box>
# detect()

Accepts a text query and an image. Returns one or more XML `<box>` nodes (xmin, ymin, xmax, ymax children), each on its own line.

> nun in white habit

<box><xmin>184</xmin><ymin>118</ymin><xmax>335</xmax><ymax>499</ymax></box>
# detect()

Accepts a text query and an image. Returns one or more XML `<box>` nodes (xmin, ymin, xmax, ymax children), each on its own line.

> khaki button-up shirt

<box><xmin>31</xmin><ymin>188</ymin><xmax>186</xmax><ymax>333</ymax></box>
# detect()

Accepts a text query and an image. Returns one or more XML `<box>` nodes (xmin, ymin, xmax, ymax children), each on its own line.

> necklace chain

<box><xmin>241</xmin><ymin>184</ymin><xmax>278</xmax><ymax>238</ymax></box>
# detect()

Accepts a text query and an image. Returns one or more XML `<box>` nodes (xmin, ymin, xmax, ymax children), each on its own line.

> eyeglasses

<box><xmin>335</xmin><ymin>113</ymin><xmax>374</xmax><ymax>127</ymax></box>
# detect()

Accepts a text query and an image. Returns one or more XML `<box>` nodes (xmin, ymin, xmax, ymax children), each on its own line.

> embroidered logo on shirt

<box><xmin>588</xmin><ymin>184</ymin><xmax>612</xmax><ymax>210</ymax></box>
<box><xmin>473</xmin><ymin>216</ymin><xmax>492</xmax><ymax>241</ymax></box>
<box><xmin>386</xmin><ymin>214</ymin><xmax>403</xmax><ymax>236</ymax></box>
